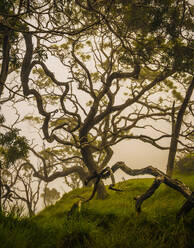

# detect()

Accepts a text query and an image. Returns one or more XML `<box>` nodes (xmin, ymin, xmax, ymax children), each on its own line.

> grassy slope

<box><xmin>1</xmin><ymin>173</ymin><xmax>194</xmax><ymax>248</ymax></box>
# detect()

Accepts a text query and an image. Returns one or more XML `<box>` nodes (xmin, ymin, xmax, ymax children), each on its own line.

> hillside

<box><xmin>1</xmin><ymin>173</ymin><xmax>194</xmax><ymax>248</ymax></box>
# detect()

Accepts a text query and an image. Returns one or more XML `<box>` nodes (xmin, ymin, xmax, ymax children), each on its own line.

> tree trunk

<box><xmin>79</xmin><ymin>130</ymin><xmax>109</xmax><ymax>199</ymax></box>
<box><xmin>96</xmin><ymin>180</ymin><xmax>109</xmax><ymax>199</ymax></box>
<box><xmin>166</xmin><ymin>77</ymin><xmax>194</xmax><ymax>177</ymax></box>
<box><xmin>27</xmin><ymin>203</ymin><xmax>34</xmax><ymax>217</ymax></box>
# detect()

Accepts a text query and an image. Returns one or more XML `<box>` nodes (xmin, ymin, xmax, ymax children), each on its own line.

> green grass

<box><xmin>1</xmin><ymin>173</ymin><xmax>194</xmax><ymax>248</ymax></box>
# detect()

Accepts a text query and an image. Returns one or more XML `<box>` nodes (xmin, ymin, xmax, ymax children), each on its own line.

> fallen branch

<box><xmin>134</xmin><ymin>176</ymin><xmax>164</xmax><ymax>213</ymax></box>
<box><xmin>176</xmin><ymin>192</ymin><xmax>194</xmax><ymax>219</ymax></box>
<box><xmin>67</xmin><ymin>161</ymin><xmax>194</xmax><ymax>219</ymax></box>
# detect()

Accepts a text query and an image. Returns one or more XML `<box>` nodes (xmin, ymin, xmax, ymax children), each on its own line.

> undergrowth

<box><xmin>1</xmin><ymin>173</ymin><xmax>194</xmax><ymax>248</ymax></box>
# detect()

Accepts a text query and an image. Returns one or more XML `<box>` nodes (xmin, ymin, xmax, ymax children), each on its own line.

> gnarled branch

<box><xmin>82</xmin><ymin>161</ymin><xmax>194</xmax><ymax>218</ymax></box>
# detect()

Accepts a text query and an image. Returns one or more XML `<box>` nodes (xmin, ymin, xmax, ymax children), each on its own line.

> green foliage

<box><xmin>0</xmin><ymin>129</ymin><xmax>29</xmax><ymax>167</ymax></box>
<box><xmin>64</xmin><ymin>173</ymin><xmax>82</xmax><ymax>190</ymax></box>
<box><xmin>41</xmin><ymin>187</ymin><xmax>61</xmax><ymax>206</ymax></box>
<box><xmin>0</xmin><ymin>0</ymin><xmax>15</xmax><ymax>14</ymax></box>
<box><xmin>172</xmin><ymin>89</ymin><xmax>184</xmax><ymax>102</ymax></box>
<box><xmin>22</xmin><ymin>115</ymin><xmax>42</xmax><ymax>124</ymax></box>
<box><xmin>109</xmin><ymin>0</ymin><xmax>193</xmax><ymax>73</ymax></box>
<box><xmin>175</xmin><ymin>153</ymin><xmax>194</xmax><ymax>173</ymax></box>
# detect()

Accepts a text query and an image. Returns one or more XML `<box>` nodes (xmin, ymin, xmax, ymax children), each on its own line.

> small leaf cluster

<box><xmin>34</xmin><ymin>48</ymin><xmax>48</xmax><ymax>62</ymax></box>
<box><xmin>175</xmin><ymin>153</ymin><xmax>194</xmax><ymax>173</ymax></box>
<box><xmin>0</xmin><ymin>129</ymin><xmax>29</xmax><ymax>167</ymax></box>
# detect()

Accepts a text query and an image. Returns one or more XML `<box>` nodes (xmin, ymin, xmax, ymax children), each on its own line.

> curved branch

<box><xmin>112</xmin><ymin>69</ymin><xmax>175</xmax><ymax>112</ymax></box>
<box><xmin>80</xmin><ymin>63</ymin><xmax>141</xmax><ymax>136</ymax></box>
<box><xmin>2</xmin><ymin>184</ymin><xmax>12</xmax><ymax>200</ymax></box>
<box><xmin>114</xmin><ymin>134</ymin><xmax>170</xmax><ymax>150</ymax></box>
<box><xmin>0</xmin><ymin>32</ymin><xmax>11</xmax><ymax>96</ymax></box>
<box><xmin>31</xmin><ymin>60</ymin><xmax>70</xmax><ymax>86</ymax></box>
<box><xmin>110</xmin><ymin>162</ymin><xmax>193</xmax><ymax>215</ymax></box>
<box><xmin>99</xmin><ymin>146</ymin><xmax>113</xmax><ymax>171</ymax></box>
<box><xmin>21</xmin><ymin>33</ymin><xmax>74</xmax><ymax>146</ymax></box>
<box><xmin>72</xmin><ymin>40</ymin><xmax>96</xmax><ymax>98</ymax></box>
<box><xmin>134</xmin><ymin>176</ymin><xmax>164</xmax><ymax>212</ymax></box>
<box><xmin>21</xmin><ymin>33</ymin><xmax>53</xmax><ymax>141</ymax></box>
<box><xmin>59</xmin><ymin>89</ymin><xmax>81</xmax><ymax>133</ymax></box>
<box><xmin>33</xmin><ymin>165</ymin><xmax>88</xmax><ymax>183</ymax></box>
<box><xmin>83</xmin><ymin>161</ymin><xmax>193</xmax><ymax>218</ymax></box>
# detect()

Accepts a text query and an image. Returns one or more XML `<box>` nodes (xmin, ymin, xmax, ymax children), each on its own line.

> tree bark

<box><xmin>135</xmin><ymin>176</ymin><xmax>163</xmax><ymax>213</ymax></box>
<box><xmin>79</xmin><ymin>125</ymin><xmax>109</xmax><ymax>199</ymax></box>
<box><xmin>166</xmin><ymin>77</ymin><xmax>194</xmax><ymax>177</ymax></box>
<box><xmin>0</xmin><ymin>32</ymin><xmax>11</xmax><ymax>96</ymax></box>
<box><xmin>96</xmin><ymin>180</ymin><xmax>109</xmax><ymax>199</ymax></box>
